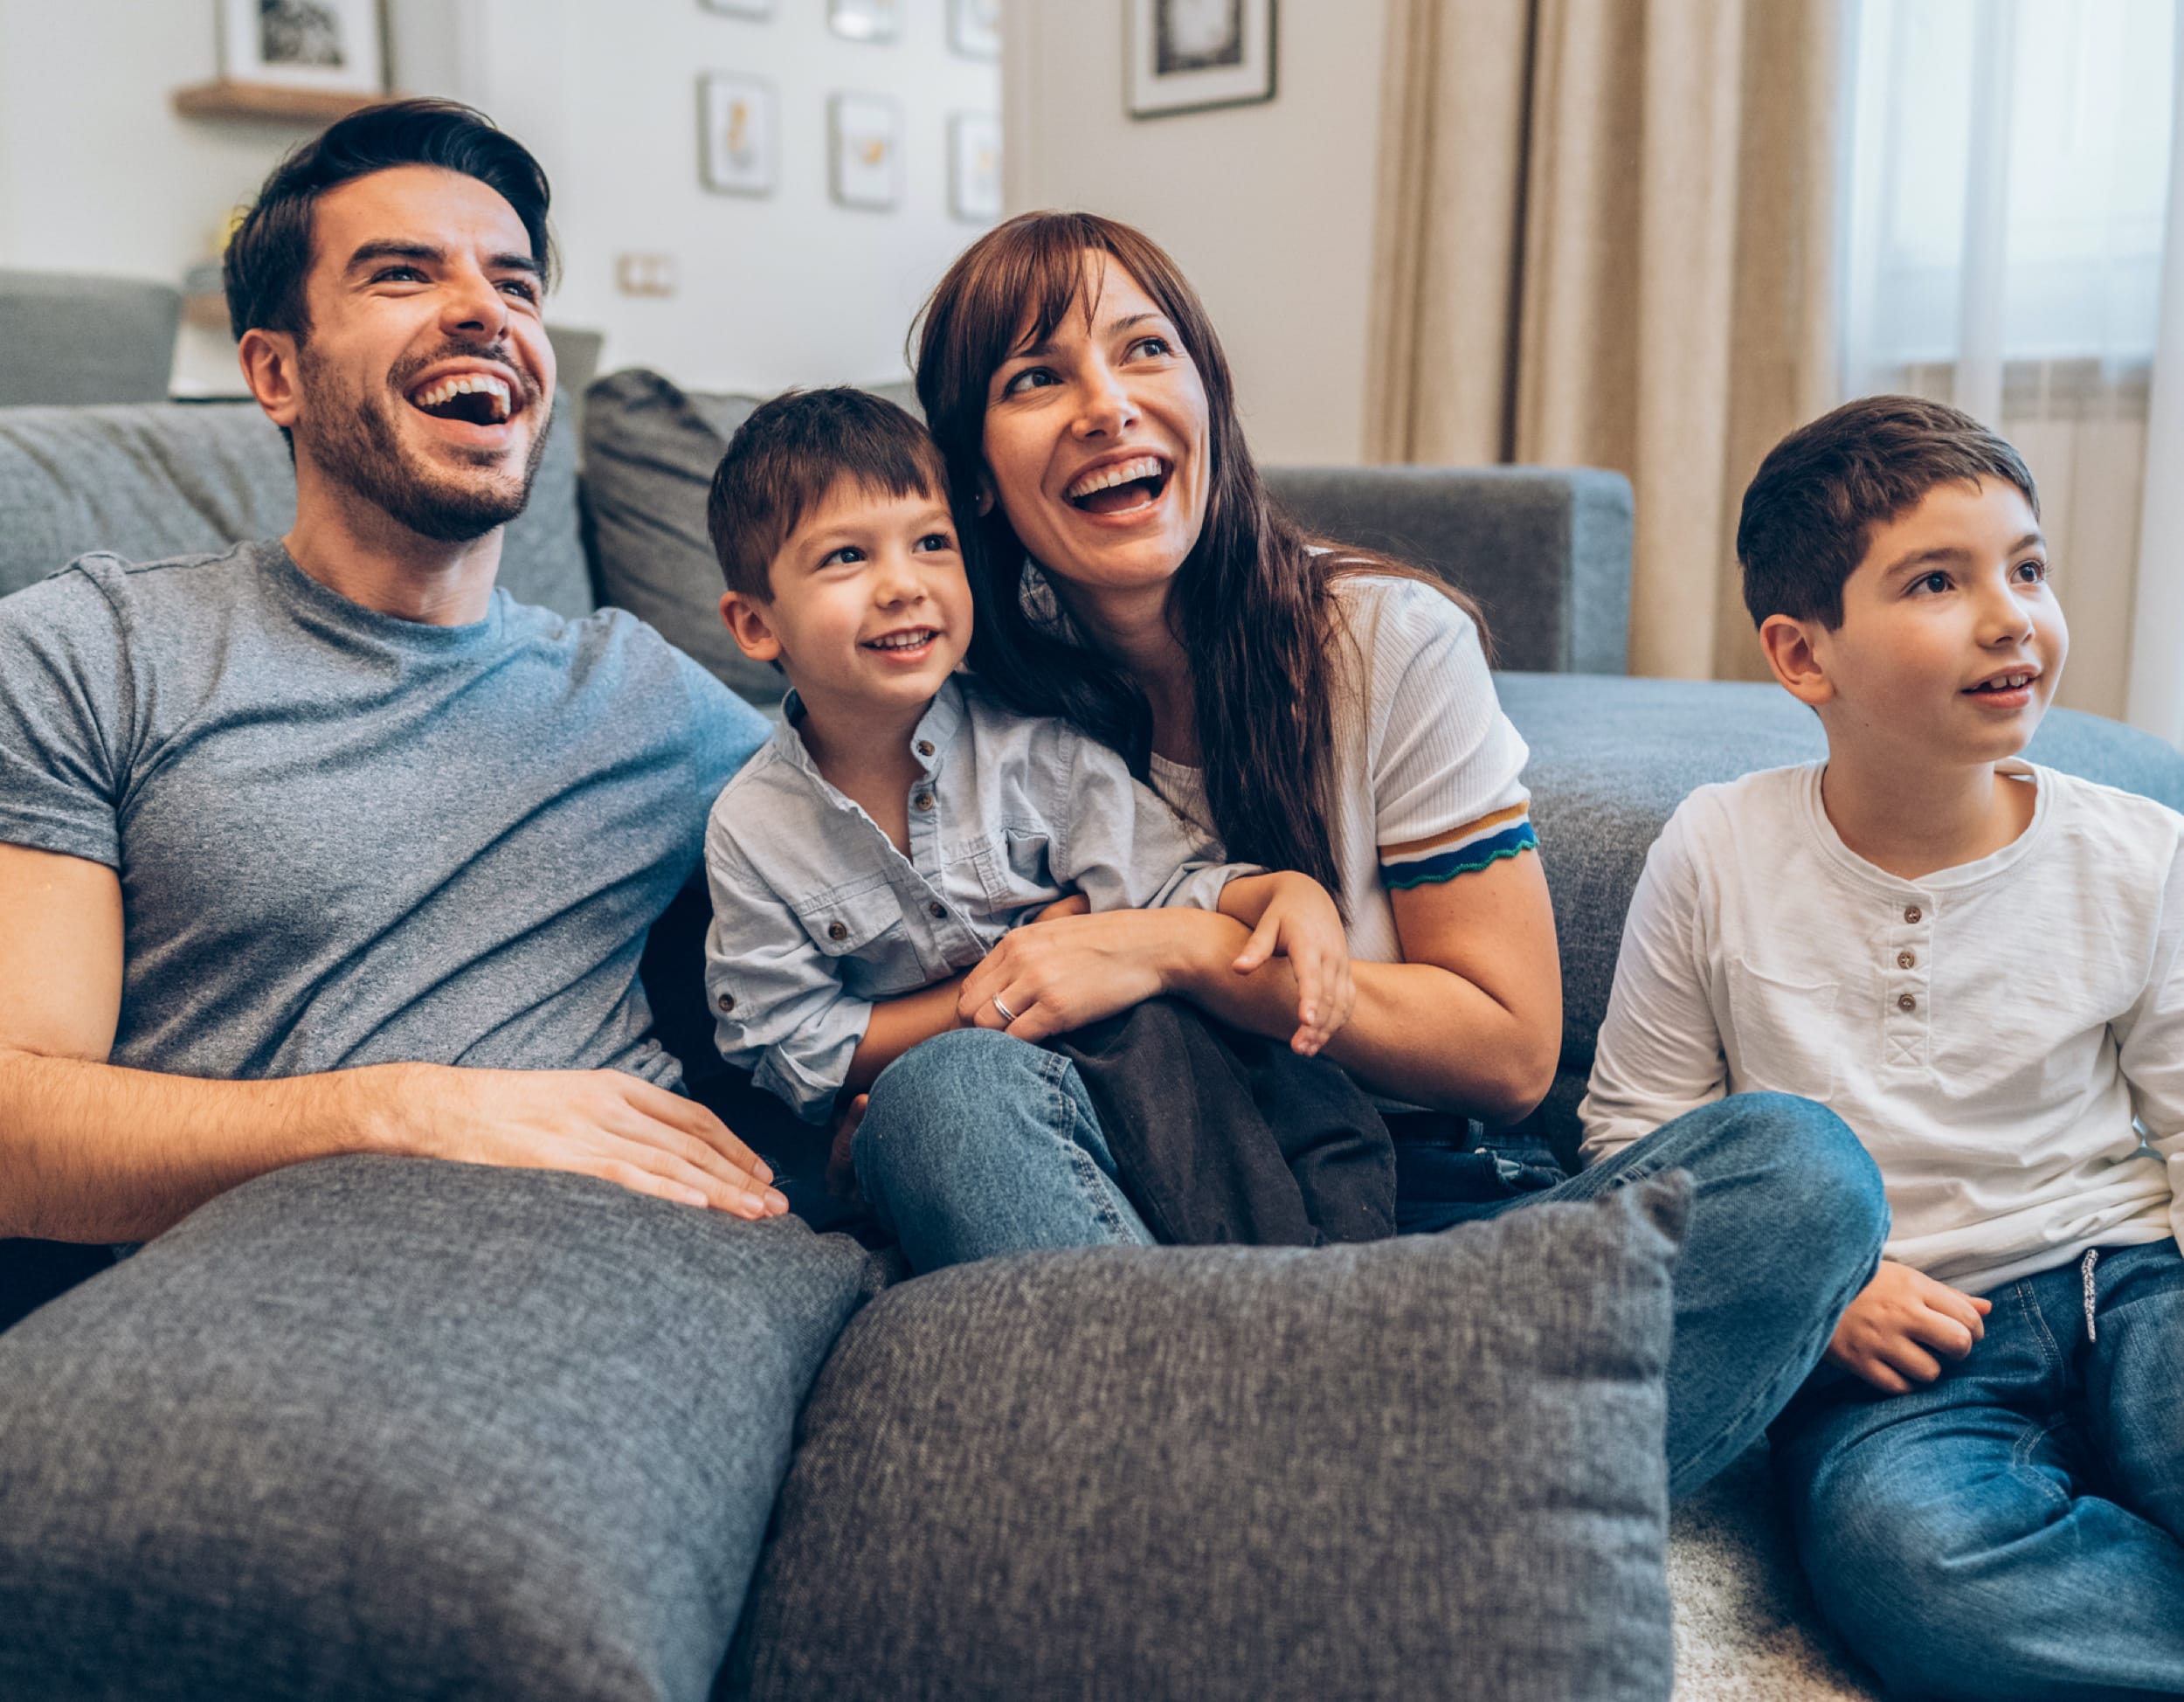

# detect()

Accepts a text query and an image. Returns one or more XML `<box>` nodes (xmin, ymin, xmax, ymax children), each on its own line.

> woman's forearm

<box><xmin>1162</xmin><ymin>916</ymin><xmax>1557</xmax><ymax>1123</ymax></box>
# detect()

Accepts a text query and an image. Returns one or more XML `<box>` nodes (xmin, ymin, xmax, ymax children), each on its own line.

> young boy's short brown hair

<box><xmin>705</xmin><ymin>387</ymin><xmax>950</xmax><ymax>599</ymax></box>
<box><xmin>1737</xmin><ymin>394</ymin><xmax>2040</xmax><ymax>631</ymax></box>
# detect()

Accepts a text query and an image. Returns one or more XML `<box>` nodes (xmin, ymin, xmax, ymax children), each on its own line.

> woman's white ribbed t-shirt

<box><xmin>1151</xmin><ymin>572</ymin><xmax>1534</xmax><ymax>965</ymax></box>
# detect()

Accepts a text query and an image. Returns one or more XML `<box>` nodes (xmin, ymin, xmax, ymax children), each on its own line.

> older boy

<box><xmin>699</xmin><ymin>389</ymin><xmax>1349</xmax><ymax>1157</ymax></box>
<box><xmin>1582</xmin><ymin>395</ymin><xmax>2184</xmax><ymax>1699</ymax></box>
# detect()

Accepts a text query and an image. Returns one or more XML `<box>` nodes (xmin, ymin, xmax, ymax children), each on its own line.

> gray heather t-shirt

<box><xmin>0</xmin><ymin>541</ymin><xmax>767</xmax><ymax>1086</ymax></box>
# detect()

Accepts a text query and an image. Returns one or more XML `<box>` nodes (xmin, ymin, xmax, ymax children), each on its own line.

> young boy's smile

<box><xmin>1780</xmin><ymin>478</ymin><xmax>2066</xmax><ymax>771</ymax></box>
<box><xmin>721</xmin><ymin>478</ymin><xmax>972</xmax><ymax>726</ymax></box>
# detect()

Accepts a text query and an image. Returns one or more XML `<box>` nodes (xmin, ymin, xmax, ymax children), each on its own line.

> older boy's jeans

<box><xmin>854</xmin><ymin>1028</ymin><xmax>1887</xmax><ymax>1503</ymax></box>
<box><xmin>1771</xmin><ymin>1238</ymin><xmax>2184</xmax><ymax>1702</ymax></box>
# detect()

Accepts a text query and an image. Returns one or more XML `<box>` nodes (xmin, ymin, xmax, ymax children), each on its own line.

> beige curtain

<box><xmin>1367</xmin><ymin>0</ymin><xmax>1841</xmax><ymax>681</ymax></box>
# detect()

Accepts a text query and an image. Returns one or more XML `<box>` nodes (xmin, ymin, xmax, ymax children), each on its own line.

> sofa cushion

<box><xmin>1499</xmin><ymin>672</ymin><xmax>2184</xmax><ymax>1164</ymax></box>
<box><xmin>725</xmin><ymin>1173</ymin><xmax>1689</xmax><ymax>1702</ymax></box>
<box><xmin>0</xmin><ymin>392</ymin><xmax>593</xmax><ymax>619</ymax></box>
<box><xmin>0</xmin><ymin>1156</ymin><xmax>873</xmax><ymax>1702</ymax></box>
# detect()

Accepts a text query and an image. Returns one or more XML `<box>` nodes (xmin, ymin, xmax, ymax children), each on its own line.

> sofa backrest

<box><xmin>577</xmin><ymin>367</ymin><xmax>1638</xmax><ymax>703</ymax></box>
<box><xmin>0</xmin><ymin>393</ymin><xmax>593</xmax><ymax>619</ymax></box>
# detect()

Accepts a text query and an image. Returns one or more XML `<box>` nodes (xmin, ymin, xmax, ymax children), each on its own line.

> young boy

<box><xmin>1580</xmin><ymin>395</ymin><xmax>2184</xmax><ymax>1699</ymax></box>
<box><xmin>699</xmin><ymin>387</ymin><xmax>1350</xmax><ymax>1165</ymax></box>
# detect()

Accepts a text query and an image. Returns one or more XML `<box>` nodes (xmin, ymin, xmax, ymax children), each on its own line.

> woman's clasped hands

<box><xmin>957</xmin><ymin>873</ymin><xmax>1356</xmax><ymax>1058</ymax></box>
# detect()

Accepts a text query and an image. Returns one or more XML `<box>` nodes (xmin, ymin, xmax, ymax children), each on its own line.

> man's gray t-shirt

<box><xmin>0</xmin><ymin>540</ymin><xmax>767</xmax><ymax>1086</ymax></box>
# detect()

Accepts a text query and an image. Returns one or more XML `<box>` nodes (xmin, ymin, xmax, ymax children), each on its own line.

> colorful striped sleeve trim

<box><xmin>1379</xmin><ymin>804</ymin><xmax>1538</xmax><ymax>889</ymax></box>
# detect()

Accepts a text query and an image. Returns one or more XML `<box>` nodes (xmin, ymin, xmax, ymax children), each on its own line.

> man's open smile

<box><xmin>397</xmin><ymin>354</ymin><xmax>536</xmax><ymax>451</ymax></box>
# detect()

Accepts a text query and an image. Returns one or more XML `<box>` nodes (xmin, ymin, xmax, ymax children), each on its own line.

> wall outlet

<box><xmin>614</xmin><ymin>253</ymin><xmax>680</xmax><ymax>297</ymax></box>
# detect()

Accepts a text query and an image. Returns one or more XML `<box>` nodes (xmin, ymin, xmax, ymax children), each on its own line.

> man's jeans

<box><xmin>1771</xmin><ymin>1238</ymin><xmax>2184</xmax><ymax>1702</ymax></box>
<box><xmin>855</xmin><ymin>1027</ymin><xmax>1888</xmax><ymax>1502</ymax></box>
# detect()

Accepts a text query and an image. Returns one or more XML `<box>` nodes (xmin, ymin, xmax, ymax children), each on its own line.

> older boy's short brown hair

<box><xmin>1737</xmin><ymin>395</ymin><xmax>2040</xmax><ymax>631</ymax></box>
<box><xmin>706</xmin><ymin>387</ymin><xmax>949</xmax><ymax>599</ymax></box>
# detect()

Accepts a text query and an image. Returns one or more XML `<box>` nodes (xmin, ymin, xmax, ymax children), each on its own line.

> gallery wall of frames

<box><xmin>0</xmin><ymin>0</ymin><xmax>1004</xmax><ymax>398</ymax></box>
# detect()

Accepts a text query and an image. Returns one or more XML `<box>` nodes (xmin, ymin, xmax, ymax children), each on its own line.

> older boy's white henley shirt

<box><xmin>1579</xmin><ymin>760</ymin><xmax>2184</xmax><ymax>1294</ymax></box>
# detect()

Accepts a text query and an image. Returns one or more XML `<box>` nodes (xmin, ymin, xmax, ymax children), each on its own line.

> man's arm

<box><xmin>0</xmin><ymin>844</ymin><xmax>786</xmax><ymax>1242</ymax></box>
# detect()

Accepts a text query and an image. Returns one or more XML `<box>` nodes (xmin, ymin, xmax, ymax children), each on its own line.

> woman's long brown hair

<box><xmin>914</xmin><ymin>211</ymin><xmax>1482</xmax><ymax>900</ymax></box>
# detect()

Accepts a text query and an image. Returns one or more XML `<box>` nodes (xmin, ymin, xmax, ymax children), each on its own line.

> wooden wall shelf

<box><xmin>172</xmin><ymin>80</ymin><xmax>400</xmax><ymax>125</ymax></box>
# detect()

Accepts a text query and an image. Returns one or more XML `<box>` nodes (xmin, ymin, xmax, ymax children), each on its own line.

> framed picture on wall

<box><xmin>218</xmin><ymin>0</ymin><xmax>385</xmax><ymax>93</ymax></box>
<box><xmin>949</xmin><ymin>113</ymin><xmax>1002</xmax><ymax>223</ymax></box>
<box><xmin>701</xmin><ymin>0</ymin><xmax>775</xmax><ymax>17</ymax></box>
<box><xmin>828</xmin><ymin>0</ymin><xmax>900</xmax><ymax>45</ymax></box>
<box><xmin>949</xmin><ymin>0</ymin><xmax>1001</xmax><ymax>60</ymax></box>
<box><xmin>1127</xmin><ymin>0</ymin><xmax>1277</xmax><ymax>119</ymax></box>
<box><xmin>699</xmin><ymin>73</ymin><xmax>778</xmax><ymax>197</ymax></box>
<box><xmin>830</xmin><ymin>93</ymin><xmax>902</xmax><ymax>211</ymax></box>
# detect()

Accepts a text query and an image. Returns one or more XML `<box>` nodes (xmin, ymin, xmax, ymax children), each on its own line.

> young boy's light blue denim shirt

<box><xmin>702</xmin><ymin>676</ymin><xmax>1258</xmax><ymax>1122</ymax></box>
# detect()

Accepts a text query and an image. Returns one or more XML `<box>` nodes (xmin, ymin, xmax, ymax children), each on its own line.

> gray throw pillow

<box><xmin>0</xmin><ymin>1155</ymin><xmax>873</xmax><ymax>1702</ymax></box>
<box><xmin>580</xmin><ymin>368</ymin><xmax>921</xmax><ymax>706</ymax></box>
<box><xmin>726</xmin><ymin>1173</ymin><xmax>1688</xmax><ymax>1702</ymax></box>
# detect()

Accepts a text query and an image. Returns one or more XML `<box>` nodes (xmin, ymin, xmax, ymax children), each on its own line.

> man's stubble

<box><xmin>294</xmin><ymin>340</ymin><xmax>552</xmax><ymax>544</ymax></box>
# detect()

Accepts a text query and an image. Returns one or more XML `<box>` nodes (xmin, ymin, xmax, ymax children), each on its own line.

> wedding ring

<box><xmin>992</xmin><ymin>993</ymin><xmax>1019</xmax><ymax>1024</ymax></box>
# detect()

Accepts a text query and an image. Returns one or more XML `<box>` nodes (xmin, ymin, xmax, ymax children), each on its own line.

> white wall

<box><xmin>0</xmin><ymin>0</ymin><xmax>998</xmax><ymax>397</ymax></box>
<box><xmin>1000</xmin><ymin>0</ymin><xmax>1388</xmax><ymax>466</ymax></box>
<box><xmin>466</xmin><ymin>0</ymin><xmax>999</xmax><ymax>392</ymax></box>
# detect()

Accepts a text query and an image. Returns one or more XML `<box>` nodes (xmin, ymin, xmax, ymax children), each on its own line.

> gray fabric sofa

<box><xmin>3</xmin><ymin>379</ymin><xmax>2181</xmax><ymax>1700</ymax></box>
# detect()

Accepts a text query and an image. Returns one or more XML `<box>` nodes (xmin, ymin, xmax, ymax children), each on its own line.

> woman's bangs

<box><xmin>989</xmin><ymin>223</ymin><xmax>1103</xmax><ymax>366</ymax></box>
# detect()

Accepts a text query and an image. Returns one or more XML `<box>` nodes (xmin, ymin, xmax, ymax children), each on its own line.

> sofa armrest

<box><xmin>0</xmin><ymin>270</ymin><xmax>181</xmax><ymax>408</ymax></box>
<box><xmin>1263</xmin><ymin>465</ymin><xmax>1633</xmax><ymax>675</ymax></box>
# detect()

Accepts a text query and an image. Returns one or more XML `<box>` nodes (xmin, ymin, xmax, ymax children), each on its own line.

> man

<box><xmin>0</xmin><ymin>100</ymin><xmax>787</xmax><ymax>1254</ymax></box>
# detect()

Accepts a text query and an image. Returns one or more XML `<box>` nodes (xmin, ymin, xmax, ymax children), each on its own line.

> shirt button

<box><xmin>927</xmin><ymin>901</ymin><xmax>945</xmax><ymax>920</ymax></box>
<box><xmin>716</xmin><ymin>992</ymin><xmax>736</xmax><ymax>1013</ymax></box>
<box><xmin>826</xmin><ymin>920</ymin><xmax>848</xmax><ymax>941</ymax></box>
<box><xmin>1897</xmin><ymin>993</ymin><xmax>1917</xmax><ymax>1013</ymax></box>
<box><xmin>916</xmin><ymin>740</ymin><xmax>935</xmax><ymax>757</ymax></box>
<box><xmin>914</xmin><ymin>792</ymin><xmax>934</xmax><ymax>812</ymax></box>
<box><xmin>1897</xmin><ymin>951</ymin><xmax>1916</xmax><ymax>969</ymax></box>
<box><xmin>1904</xmin><ymin>905</ymin><xmax>1922</xmax><ymax>924</ymax></box>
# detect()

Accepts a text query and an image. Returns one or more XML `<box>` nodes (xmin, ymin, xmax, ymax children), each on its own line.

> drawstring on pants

<box><xmin>2081</xmin><ymin>1248</ymin><xmax>2101</xmax><ymax>1343</ymax></box>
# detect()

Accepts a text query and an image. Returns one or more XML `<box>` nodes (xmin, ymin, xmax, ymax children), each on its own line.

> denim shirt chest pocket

<box><xmin>792</xmin><ymin>882</ymin><xmax>922</xmax><ymax>998</ymax></box>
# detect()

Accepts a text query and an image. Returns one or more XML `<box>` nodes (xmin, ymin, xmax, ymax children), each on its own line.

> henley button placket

<box><xmin>1883</xmin><ymin>895</ymin><xmax>1933</xmax><ymax>1068</ymax></box>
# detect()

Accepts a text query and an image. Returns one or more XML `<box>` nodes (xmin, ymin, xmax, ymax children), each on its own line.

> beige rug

<box><xmin>1668</xmin><ymin>1446</ymin><xmax>1884</xmax><ymax>1700</ymax></box>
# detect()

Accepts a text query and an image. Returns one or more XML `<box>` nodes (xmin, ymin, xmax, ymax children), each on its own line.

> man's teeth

<box><xmin>867</xmin><ymin>630</ymin><xmax>935</xmax><ymax>649</ymax></box>
<box><xmin>1066</xmin><ymin>456</ymin><xmax>1165</xmax><ymax>500</ymax></box>
<box><xmin>410</xmin><ymin>373</ymin><xmax>513</xmax><ymax>420</ymax></box>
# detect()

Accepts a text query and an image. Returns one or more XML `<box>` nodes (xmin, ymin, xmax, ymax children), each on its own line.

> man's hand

<box><xmin>1225</xmin><ymin>872</ymin><xmax>1355</xmax><ymax>1055</ymax></box>
<box><xmin>388</xmin><ymin>1063</ymin><xmax>788</xmax><ymax>1218</ymax></box>
<box><xmin>1827</xmin><ymin>1258</ymin><xmax>1992</xmax><ymax>1394</ymax></box>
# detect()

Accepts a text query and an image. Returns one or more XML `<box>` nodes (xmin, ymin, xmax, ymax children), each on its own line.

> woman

<box><xmin>854</xmin><ymin>212</ymin><xmax>1883</xmax><ymax>1498</ymax></box>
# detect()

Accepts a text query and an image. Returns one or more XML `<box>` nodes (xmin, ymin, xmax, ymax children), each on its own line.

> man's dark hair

<box><xmin>1737</xmin><ymin>394</ymin><xmax>2040</xmax><ymax>631</ymax></box>
<box><xmin>223</xmin><ymin>98</ymin><xmax>556</xmax><ymax>342</ymax></box>
<box><xmin>707</xmin><ymin>388</ymin><xmax>949</xmax><ymax>598</ymax></box>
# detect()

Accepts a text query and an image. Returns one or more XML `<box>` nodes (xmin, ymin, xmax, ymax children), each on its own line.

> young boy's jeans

<box><xmin>1771</xmin><ymin>1238</ymin><xmax>2184</xmax><ymax>1702</ymax></box>
<box><xmin>854</xmin><ymin>1027</ymin><xmax>1888</xmax><ymax>1503</ymax></box>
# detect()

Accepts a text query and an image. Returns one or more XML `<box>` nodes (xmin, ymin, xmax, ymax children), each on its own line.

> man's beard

<box><xmin>294</xmin><ymin>341</ymin><xmax>552</xmax><ymax>544</ymax></box>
